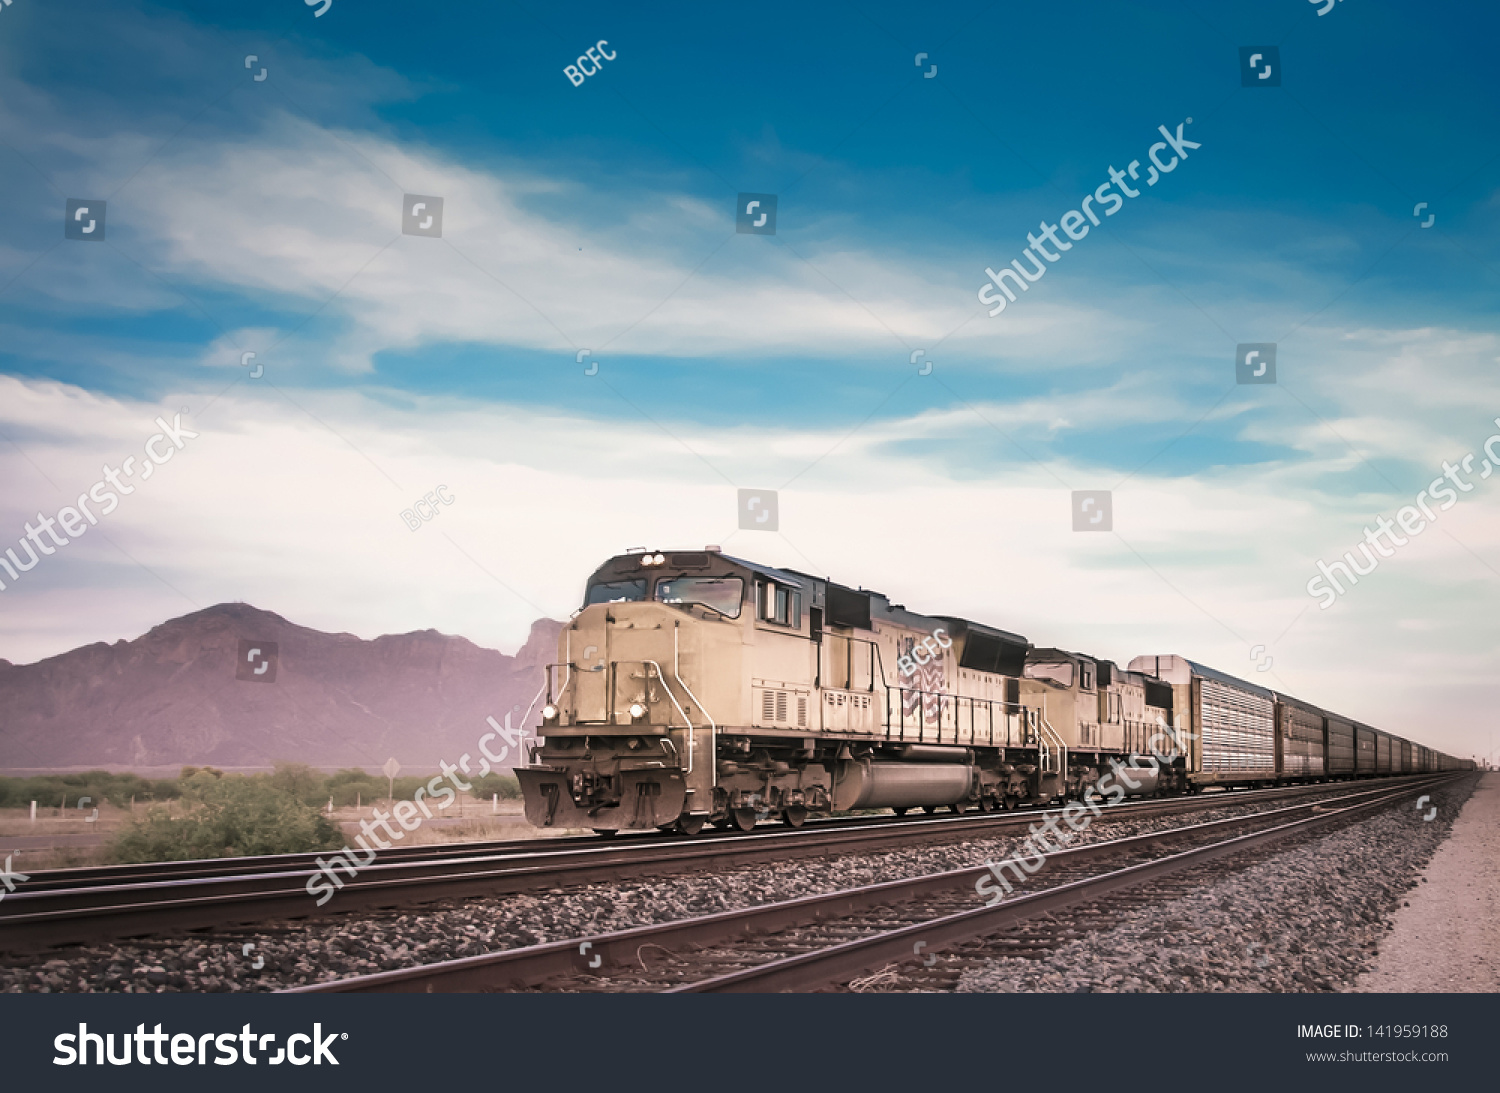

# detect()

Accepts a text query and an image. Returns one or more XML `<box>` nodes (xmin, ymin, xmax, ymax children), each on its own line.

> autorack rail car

<box><xmin>1356</xmin><ymin>724</ymin><xmax>1377</xmax><ymax>775</ymax></box>
<box><xmin>517</xmin><ymin>550</ymin><xmax>1474</xmax><ymax>833</ymax></box>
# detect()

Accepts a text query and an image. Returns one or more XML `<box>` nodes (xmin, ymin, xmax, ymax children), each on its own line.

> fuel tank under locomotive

<box><xmin>832</xmin><ymin>759</ymin><xmax>975</xmax><ymax>811</ymax></box>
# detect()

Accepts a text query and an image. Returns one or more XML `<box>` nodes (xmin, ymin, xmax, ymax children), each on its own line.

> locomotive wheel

<box><xmin>730</xmin><ymin>808</ymin><xmax>759</xmax><ymax>832</ymax></box>
<box><xmin>891</xmin><ymin>806</ymin><xmax>909</xmax><ymax>817</ymax></box>
<box><xmin>781</xmin><ymin>806</ymin><xmax>808</xmax><ymax>829</ymax></box>
<box><xmin>1002</xmin><ymin>797</ymin><xmax>1018</xmax><ymax>811</ymax></box>
<box><xmin>922</xmin><ymin>805</ymin><xmax>939</xmax><ymax>815</ymax></box>
<box><xmin>674</xmin><ymin>813</ymin><xmax>706</xmax><ymax>835</ymax></box>
<box><xmin>949</xmin><ymin>801</ymin><xmax>966</xmax><ymax>815</ymax></box>
<box><xmin>978</xmin><ymin>797</ymin><xmax>996</xmax><ymax>813</ymax></box>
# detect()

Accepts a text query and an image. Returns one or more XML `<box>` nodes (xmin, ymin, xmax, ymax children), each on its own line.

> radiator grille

<box><xmin>759</xmin><ymin>687</ymin><xmax>810</xmax><ymax>728</ymax></box>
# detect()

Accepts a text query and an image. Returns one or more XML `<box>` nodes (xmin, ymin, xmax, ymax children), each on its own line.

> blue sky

<box><xmin>1</xmin><ymin>0</ymin><xmax>1498</xmax><ymax>761</ymax></box>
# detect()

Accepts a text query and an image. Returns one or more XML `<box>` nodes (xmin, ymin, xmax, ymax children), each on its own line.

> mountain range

<box><xmin>0</xmin><ymin>605</ymin><xmax>563</xmax><ymax>772</ymax></box>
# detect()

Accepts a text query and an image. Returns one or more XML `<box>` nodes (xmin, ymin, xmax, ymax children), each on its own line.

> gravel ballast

<box><xmin>956</xmin><ymin>775</ymin><xmax>1478</xmax><ymax>994</ymax></box>
<box><xmin>0</xmin><ymin>785</ymin><xmax>1443</xmax><ymax>993</ymax></box>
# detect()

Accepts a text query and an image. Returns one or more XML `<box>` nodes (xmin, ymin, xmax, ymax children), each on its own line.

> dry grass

<box><xmin>327</xmin><ymin>796</ymin><xmax>588</xmax><ymax>845</ymax></box>
<box><xmin>0</xmin><ymin>803</ymin><xmax>130</xmax><ymax>870</ymax></box>
<box><xmin>0</xmin><ymin>802</ymin><xmax>133</xmax><ymax>837</ymax></box>
<box><xmin>0</xmin><ymin>796</ymin><xmax>581</xmax><ymax>873</ymax></box>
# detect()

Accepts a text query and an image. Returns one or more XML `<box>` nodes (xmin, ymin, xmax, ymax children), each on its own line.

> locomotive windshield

<box><xmin>655</xmin><ymin>576</ymin><xmax>744</xmax><ymax>618</ymax></box>
<box><xmin>584</xmin><ymin>579</ymin><xmax>647</xmax><ymax>605</ymax></box>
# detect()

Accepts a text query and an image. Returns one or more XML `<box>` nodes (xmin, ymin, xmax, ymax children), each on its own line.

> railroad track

<box><xmin>286</xmin><ymin>774</ymin><xmax>1465</xmax><ymax>994</ymax></box>
<box><xmin>4</xmin><ymin>778</ymin><xmax>1337</xmax><ymax>892</ymax></box>
<box><xmin>0</xmin><ymin>774</ymin><xmax>1444</xmax><ymax>953</ymax></box>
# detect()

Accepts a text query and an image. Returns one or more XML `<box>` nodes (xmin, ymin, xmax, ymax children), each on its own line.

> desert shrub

<box><xmin>0</xmin><ymin>771</ymin><xmax>177</xmax><ymax>810</ymax></box>
<box><xmin>110</xmin><ymin>772</ymin><xmax>343</xmax><ymax>863</ymax></box>
<box><xmin>389</xmin><ymin>774</ymin><xmax>433</xmax><ymax>800</ymax></box>
<box><xmin>265</xmin><ymin>760</ymin><xmax>326</xmax><ymax>806</ymax></box>
<box><xmin>147</xmin><ymin>778</ymin><xmax>183</xmax><ymax>801</ymax></box>
<box><xmin>321</xmin><ymin>768</ymin><xmax>376</xmax><ymax>806</ymax></box>
<box><xmin>326</xmin><ymin>768</ymin><xmax>375</xmax><ymax>787</ymax></box>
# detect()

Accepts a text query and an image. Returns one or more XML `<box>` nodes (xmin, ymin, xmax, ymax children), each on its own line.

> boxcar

<box><xmin>1127</xmin><ymin>656</ymin><xmax>1275</xmax><ymax>785</ymax></box>
<box><xmin>1274</xmin><ymin>693</ymin><xmax>1325</xmax><ymax>777</ymax></box>
<box><xmin>1355</xmin><ymin>724</ymin><xmax>1377</xmax><ymax>774</ymax></box>
<box><xmin>1376</xmin><ymin>732</ymin><xmax>1392</xmax><ymax>774</ymax></box>
<box><xmin>1326</xmin><ymin>716</ymin><xmax>1355</xmax><ymax>775</ymax></box>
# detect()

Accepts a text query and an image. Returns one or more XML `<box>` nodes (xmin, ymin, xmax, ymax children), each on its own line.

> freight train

<box><xmin>516</xmin><ymin>550</ymin><xmax>1472</xmax><ymax>834</ymax></box>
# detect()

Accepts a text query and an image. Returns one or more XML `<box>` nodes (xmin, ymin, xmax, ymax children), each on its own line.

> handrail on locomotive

<box><xmin>540</xmin><ymin>656</ymin><xmax>1055</xmax><ymax>752</ymax></box>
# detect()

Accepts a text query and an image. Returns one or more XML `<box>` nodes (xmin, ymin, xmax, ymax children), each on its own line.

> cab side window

<box><xmin>755</xmin><ymin>578</ymin><xmax>801</xmax><ymax>627</ymax></box>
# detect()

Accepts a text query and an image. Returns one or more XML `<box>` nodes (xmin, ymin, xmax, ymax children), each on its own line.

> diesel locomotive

<box><xmin>515</xmin><ymin>549</ymin><xmax>1471</xmax><ymax>834</ymax></box>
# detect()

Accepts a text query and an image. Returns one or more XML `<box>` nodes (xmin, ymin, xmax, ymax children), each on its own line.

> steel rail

<box><xmin>283</xmin><ymin>774</ymin><xmax>1462</xmax><ymax>994</ymax></box>
<box><xmin>1</xmin><ymin>774</ymin><xmax>1448</xmax><ymax>953</ymax></box>
<box><xmin>14</xmin><ymin>773</ymin><xmax>1429</xmax><ymax>894</ymax></box>
<box><xmin>671</xmin><ymin>776</ymin><xmax>1464</xmax><ymax>993</ymax></box>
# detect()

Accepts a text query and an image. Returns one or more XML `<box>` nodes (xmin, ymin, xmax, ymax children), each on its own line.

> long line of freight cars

<box><xmin>1127</xmin><ymin>655</ymin><xmax>1471</xmax><ymax>783</ymax></box>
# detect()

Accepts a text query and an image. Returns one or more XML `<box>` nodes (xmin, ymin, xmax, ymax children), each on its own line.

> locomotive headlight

<box><xmin>542</xmin><ymin>704</ymin><xmax>559</xmax><ymax>722</ymax></box>
<box><xmin>651</xmin><ymin>553</ymin><xmax>665</xmax><ymax>565</ymax></box>
<box><xmin>628</xmin><ymin>702</ymin><xmax>647</xmax><ymax>720</ymax></box>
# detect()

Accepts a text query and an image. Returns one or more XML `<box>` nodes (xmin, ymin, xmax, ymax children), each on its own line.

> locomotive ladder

<box><xmin>1035</xmin><ymin>710</ymin><xmax>1068</xmax><ymax>779</ymax></box>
